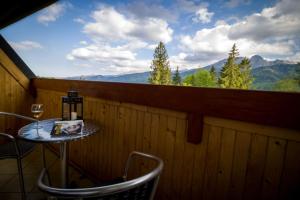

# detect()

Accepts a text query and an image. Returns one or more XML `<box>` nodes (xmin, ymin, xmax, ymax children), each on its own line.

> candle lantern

<box><xmin>62</xmin><ymin>91</ymin><xmax>83</xmax><ymax>120</ymax></box>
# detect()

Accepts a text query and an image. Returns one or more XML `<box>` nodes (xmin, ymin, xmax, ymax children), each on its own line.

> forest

<box><xmin>148</xmin><ymin>42</ymin><xmax>300</xmax><ymax>92</ymax></box>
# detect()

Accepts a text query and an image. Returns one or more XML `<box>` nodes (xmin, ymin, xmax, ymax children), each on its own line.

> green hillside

<box><xmin>251</xmin><ymin>64</ymin><xmax>300</xmax><ymax>90</ymax></box>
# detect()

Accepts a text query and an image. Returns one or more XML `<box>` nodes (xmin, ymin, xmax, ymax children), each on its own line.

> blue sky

<box><xmin>1</xmin><ymin>0</ymin><xmax>300</xmax><ymax>77</ymax></box>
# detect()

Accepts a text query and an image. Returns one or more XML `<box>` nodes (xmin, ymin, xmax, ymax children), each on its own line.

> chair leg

<box><xmin>42</xmin><ymin>145</ymin><xmax>52</xmax><ymax>186</ymax></box>
<box><xmin>17</xmin><ymin>158</ymin><xmax>26</xmax><ymax>200</ymax></box>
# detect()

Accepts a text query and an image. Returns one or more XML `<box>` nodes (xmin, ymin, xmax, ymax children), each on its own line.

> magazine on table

<box><xmin>51</xmin><ymin>120</ymin><xmax>84</xmax><ymax>136</ymax></box>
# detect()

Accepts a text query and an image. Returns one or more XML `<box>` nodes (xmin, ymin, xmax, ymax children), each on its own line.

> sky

<box><xmin>1</xmin><ymin>0</ymin><xmax>300</xmax><ymax>77</ymax></box>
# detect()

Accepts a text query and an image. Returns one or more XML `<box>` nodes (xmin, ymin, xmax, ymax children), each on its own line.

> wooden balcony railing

<box><xmin>33</xmin><ymin>78</ymin><xmax>300</xmax><ymax>143</ymax></box>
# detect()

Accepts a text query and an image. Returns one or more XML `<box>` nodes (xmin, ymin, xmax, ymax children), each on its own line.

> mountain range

<box><xmin>67</xmin><ymin>55</ymin><xmax>299</xmax><ymax>89</ymax></box>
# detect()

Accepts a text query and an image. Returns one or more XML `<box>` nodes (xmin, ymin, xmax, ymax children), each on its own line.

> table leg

<box><xmin>41</xmin><ymin>144</ymin><xmax>46</xmax><ymax>168</ymax></box>
<box><xmin>60</xmin><ymin>142</ymin><xmax>69</xmax><ymax>188</ymax></box>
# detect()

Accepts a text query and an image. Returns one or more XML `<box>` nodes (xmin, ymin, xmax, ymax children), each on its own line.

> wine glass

<box><xmin>31</xmin><ymin>104</ymin><xmax>44</xmax><ymax>129</ymax></box>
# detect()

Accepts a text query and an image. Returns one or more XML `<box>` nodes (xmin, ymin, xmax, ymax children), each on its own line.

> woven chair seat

<box><xmin>0</xmin><ymin>139</ymin><xmax>35</xmax><ymax>159</ymax></box>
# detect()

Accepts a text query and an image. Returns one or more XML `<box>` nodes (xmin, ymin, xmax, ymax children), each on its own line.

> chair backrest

<box><xmin>0</xmin><ymin>112</ymin><xmax>36</xmax><ymax>122</ymax></box>
<box><xmin>38</xmin><ymin>151</ymin><xmax>164</xmax><ymax>200</ymax></box>
<box><xmin>0</xmin><ymin>112</ymin><xmax>36</xmax><ymax>158</ymax></box>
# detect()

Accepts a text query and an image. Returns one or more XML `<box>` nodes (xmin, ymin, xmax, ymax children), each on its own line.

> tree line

<box><xmin>148</xmin><ymin>42</ymin><xmax>254</xmax><ymax>89</ymax></box>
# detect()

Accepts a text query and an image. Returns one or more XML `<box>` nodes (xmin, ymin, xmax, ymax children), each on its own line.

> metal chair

<box><xmin>38</xmin><ymin>151</ymin><xmax>164</xmax><ymax>200</ymax></box>
<box><xmin>0</xmin><ymin>112</ymin><xmax>37</xmax><ymax>200</ymax></box>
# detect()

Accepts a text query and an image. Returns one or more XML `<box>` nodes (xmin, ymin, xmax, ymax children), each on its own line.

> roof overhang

<box><xmin>0</xmin><ymin>0</ymin><xmax>57</xmax><ymax>29</ymax></box>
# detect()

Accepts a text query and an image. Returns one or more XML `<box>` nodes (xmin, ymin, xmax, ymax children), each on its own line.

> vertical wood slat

<box><xmin>243</xmin><ymin>134</ymin><xmax>268</xmax><ymax>200</ymax></box>
<box><xmin>179</xmin><ymin>131</ymin><xmax>195</xmax><ymax>200</ymax></box>
<box><xmin>202</xmin><ymin>126</ymin><xmax>222</xmax><ymax>200</ymax></box>
<box><xmin>155</xmin><ymin>114</ymin><xmax>167</xmax><ymax>199</ymax></box>
<box><xmin>228</xmin><ymin>131</ymin><xmax>251</xmax><ymax>200</ymax></box>
<box><xmin>279</xmin><ymin>141</ymin><xmax>300</xmax><ymax>199</ymax></box>
<box><xmin>35</xmin><ymin>89</ymin><xmax>300</xmax><ymax>200</ymax></box>
<box><xmin>261</xmin><ymin>138</ymin><xmax>287</xmax><ymax>200</ymax></box>
<box><xmin>215</xmin><ymin>128</ymin><xmax>236</xmax><ymax>200</ymax></box>
<box><xmin>171</xmin><ymin>118</ymin><xmax>186</xmax><ymax>199</ymax></box>
<box><xmin>191</xmin><ymin>124</ymin><xmax>209</xmax><ymax>199</ymax></box>
<box><xmin>163</xmin><ymin>116</ymin><xmax>176</xmax><ymax>199</ymax></box>
<box><xmin>0</xmin><ymin>67</ymin><xmax>5</xmax><ymax>132</ymax></box>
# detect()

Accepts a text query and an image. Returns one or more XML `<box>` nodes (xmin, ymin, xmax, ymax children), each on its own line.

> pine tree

<box><xmin>218</xmin><ymin>44</ymin><xmax>242</xmax><ymax>88</ymax></box>
<box><xmin>239</xmin><ymin>57</ymin><xmax>253</xmax><ymax>89</ymax></box>
<box><xmin>209</xmin><ymin>65</ymin><xmax>217</xmax><ymax>83</ymax></box>
<box><xmin>172</xmin><ymin>66</ymin><xmax>182</xmax><ymax>85</ymax></box>
<box><xmin>148</xmin><ymin>42</ymin><xmax>172</xmax><ymax>85</ymax></box>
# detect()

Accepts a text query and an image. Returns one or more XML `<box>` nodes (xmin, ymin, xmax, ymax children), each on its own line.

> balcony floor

<box><xmin>0</xmin><ymin>145</ymin><xmax>93</xmax><ymax>200</ymax></box>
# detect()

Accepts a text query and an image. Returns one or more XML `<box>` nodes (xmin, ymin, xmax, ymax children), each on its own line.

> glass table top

<box><xmin>18</xmin><ymin>118</ymin><xmax>100</xmax><ymax>143</ymax></box>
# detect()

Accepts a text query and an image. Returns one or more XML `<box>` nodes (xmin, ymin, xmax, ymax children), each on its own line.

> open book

<box><xmin>51</xmin><ymin>120</ymin><xmax>84</xmax><ymax>136</ymax></box>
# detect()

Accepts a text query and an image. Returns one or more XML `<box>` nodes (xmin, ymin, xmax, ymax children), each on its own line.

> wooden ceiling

<box><xmin>0</xmin><ymin>0</ymin><xmax>57</xmax><ymax>29</ymax></box>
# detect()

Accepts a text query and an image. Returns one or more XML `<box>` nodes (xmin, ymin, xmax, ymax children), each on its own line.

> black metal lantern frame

<box><xmin>62</xmin><ymin>91</ymin><xmax>83</xmax><ymax>121</ymax></box>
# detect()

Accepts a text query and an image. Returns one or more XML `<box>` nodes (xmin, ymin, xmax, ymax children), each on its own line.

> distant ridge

<box><xmin>66</xmin><ymin>55</ymin><xmax>297</xmax><ymax>84</ymax></box>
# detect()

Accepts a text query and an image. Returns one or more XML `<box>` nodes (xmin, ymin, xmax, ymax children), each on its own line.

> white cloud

<box><xmin>287</xmin><ymin>52</ymin><xmax>300</xmax><ymax>62</ymax></box>
<box><xmin>10</xmin><ymin>41</ymin><xmax>43</xmax><ymax>50</ymax></box>
<box><xmin>66</xmin><ymin>0</ymin><xmax>300</xmax><ymax>75</ymax></box>
<box><xmin>177</xmin><ymin>0</ymin><xmax>213</xmax><ymax>24</ymax></box>
<box><xmin>66</xmin><ymin>43</ymin><xmax>151</xmax><ymax>74</ymax></box>
<box><xmin>192</xmin><ymin>7</ymin><xmax>214</xmax><ymax>23</ymax></box>
<box><xmin>170</xmin><ymin>53</ymin><xmax>197</xmax><ymax>69</ymax></box>
<box><xmin>37</xmin><ymin>2</ymin><xmax>71</xmax><ymax>25</ymax></box>
<box><xmin>79</xmin><ymin>41</ymin><xmax>88</xmax><ymax>45</ymax></box>
<box><xmin>67</xmin><ymin>6</ymin><xmax>173</xmax><ymax>75</ymax></box>
<box><xmin>67</xmin><ymin>44</ymin><xmax>136</xmax><ymax>62</ymax></box>
<box><xmin>177</xmin><ymin>0</ymin><xmax>300</xmax><ymax>66</ymax></box>
<box><xmin>177</xmin><ymin>0</ymin><xmax>208</xmax><ymax>13</ymax></box>
<box><xmin>227</xmin><ymin>0</ymin><xmax>300</xmax><ymax>42</ymax></box>
<box><xmin>215</xmin><ymin>20</ymin><xmax>227</xmax><ymax>26</ymax></box>
<box><xmin>225</xmin><ymin>0</ymin><xmax>251</xmax><ymax>8</ymax></box>
<box><xmin>83</xmin><ymin>6</ymin><xmax>173</xmax><ymax>43</ymax></box>
<box><xmin>147</xmin><ymin>44</ymin><xmax>157</xmax><ymax>50</ymax></box>
<box><xmin>74</xmin><ymin>18</ymin><xmax>85</xmax><ymax>24</ymax></box>
<box><xmin>125</xmin><ymin>1</ymin><xmax>177</xmax><ymax>22</ymax></box>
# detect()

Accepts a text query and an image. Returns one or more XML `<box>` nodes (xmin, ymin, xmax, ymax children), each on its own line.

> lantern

<box><xmin>62</xmin><ymin>91</ymin><xmax>83</xmax><ymax>121</ymax></box>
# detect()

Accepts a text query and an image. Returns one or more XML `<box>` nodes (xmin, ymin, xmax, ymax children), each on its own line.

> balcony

<box><xmin>1</xmin><ymin>37</ymin><xmax>300</xmax><ymax>199</ymax></box>
<box><xmin>1</xmin><ymin>1</ymin><xmax>300</xmax><ymax>200</ymax></box>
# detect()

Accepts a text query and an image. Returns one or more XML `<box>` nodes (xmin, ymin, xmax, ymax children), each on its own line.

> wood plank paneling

<box><xmin>261</xmin><ymin>138</ymin><xmax>287</xmax><ymax>200</ymax></box>
<box><xmin>0</xmin><ymin>49</ymin><xmax>31</xmax><ymax>91</ymax></box>
<box><xmin>202</xmin><ymin>126</ymin><xmax>222</xmax><ymax>200</ymax></box>
<box><xmin>191</xmin><ymin>124</ymin><xmax>209</xmax><ymax>199</ymax></box>
<box><xmin>215</xmin><ymin>128</ymin><xmax>236</xmax><ymax>200</ymax></box>
<box><xmin>243</xmin><ymin>134</ymin><xmax>268</xmax><ymax>200</ymax></box>
<box><xmin>0</xmin><ymin>51</ymin><xmax>34</xmax><ymax>135</ymax></box>
<box><xmin>35</xmin><ymin>88</ymin><xmax>300</xmax><ymax>200</ymax></box>
<box><xmin>279</xmin><ymin>141</ymin><xmax>300</xmax><ymax>199</ymax></box>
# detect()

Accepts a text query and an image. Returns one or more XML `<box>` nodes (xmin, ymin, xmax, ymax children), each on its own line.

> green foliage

<box><xmin>148</xmin><ymin>42</ymin><xmax>172</xmax><ymax>85</ymax></box>
<box><xmin>273</xmin><ymin>63</ymin><xmax>300</xmax><ymax>91</ymax></box>
<box><xmin>218</xmin><ymin>44</ymin><xmax>241</xmax><ymax>88</ymax></box>
<box><xmin>251</xmin><ymin>63</ymin><xmax>300</xmax><ymax>91</ymax></box>
<box><xmin>218</xmin><ymin>44</ymin><xmax>253</xmax><ymax>89</ymax></box>
<box><xmin>273</xmin><ymin>79</ymin><xmax>300</xmax><ymax>92</ymax></box>
<box><xmin>295</xmin><ymin>62</ymin><xmax>300</xmax><ymax>86</ymax></box>
<box><xmin>183</xmin><ymin>69</ymin><xmax>217</xmax><ymax>87</ymax></box>
<box><xmin>209</xmin><ymin>66</ymin><xmax>217</xmax><ymax>83</ymax></box>
<box><xmin>239</xmin><ymin>57</ymin><xmax>253</xmax><ymax>89</ymax></box>
<box><xmin>172</xmin><ymin>66</ymin><xmax>182</xmax><ymax>85</ymax></box>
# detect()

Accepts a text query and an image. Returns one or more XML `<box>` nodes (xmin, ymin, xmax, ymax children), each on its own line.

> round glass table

<box><xmin>18</xmin><ymin>118</ymin><xmax>100</xmax><ymax>188</ymax></box>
